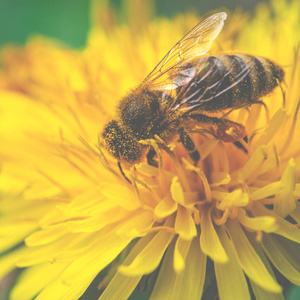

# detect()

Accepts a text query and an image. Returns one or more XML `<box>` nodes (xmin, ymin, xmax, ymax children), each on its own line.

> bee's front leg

<box><xmin>187</xmin><ymin>113</ymin><xmax>247</xmax><ymax>143</ymax></box>
<box><xmin>146</xmin><ymin>147</ymin><xmax>158</xmax><ymax>167</ymax></box>
<box><xmin>178</xmin><ymin>128</ymin><xmax>200</xmax><ymax>163</ymax></box>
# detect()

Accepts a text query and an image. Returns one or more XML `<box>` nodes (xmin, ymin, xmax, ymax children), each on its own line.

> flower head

<box><xmin>0</xmin><ymin>0</ymin><xmax>300</xmax><ymax>299</ymax></box>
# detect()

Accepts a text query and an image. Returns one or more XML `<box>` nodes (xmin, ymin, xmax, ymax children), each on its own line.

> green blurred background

<box><xmin>0</xmin><ymin>0</ymin><xmax>266</xmax><ymax>48</ymax></box>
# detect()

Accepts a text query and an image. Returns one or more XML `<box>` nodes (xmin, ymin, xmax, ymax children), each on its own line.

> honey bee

<box><xmin>102</xmin><ymin>12</ymin><xmax>284</xmax><ymax>165</ymax></box>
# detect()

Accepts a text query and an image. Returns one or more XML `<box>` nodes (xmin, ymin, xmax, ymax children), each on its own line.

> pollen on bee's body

<box><xmin>102</xmin><ymin>119</ymin><xmax>143</xmax><ymax>163</ymax></box>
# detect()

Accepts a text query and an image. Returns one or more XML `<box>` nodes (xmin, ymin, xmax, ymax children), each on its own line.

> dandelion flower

<box><xmin>1</xmin><ymin>0</ymin><xmax>300</xmax><ymax>299</ymax></box>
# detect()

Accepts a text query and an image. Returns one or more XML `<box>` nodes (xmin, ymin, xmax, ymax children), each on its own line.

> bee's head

<box><xmin>101</xmin><ymin>120</ymin><xmax>143</xmax><ymax>164</ymax></box>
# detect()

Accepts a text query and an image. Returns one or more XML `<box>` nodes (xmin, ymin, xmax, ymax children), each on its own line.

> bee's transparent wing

<box><xmin>171</xmin><ymin>56</ymin><xmax>252</xmax><ymax>114</ymax></box>
<box><xmin>141</xmin><ymin>12</ymin><xmax>227</xmax><ymax>89</ymax></box>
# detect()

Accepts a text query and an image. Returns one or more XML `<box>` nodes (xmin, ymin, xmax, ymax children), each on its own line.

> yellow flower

<box><xmin>1</xmin><ymin>0</ymin><xmax>300</xmax><ymax>299</ymax></box>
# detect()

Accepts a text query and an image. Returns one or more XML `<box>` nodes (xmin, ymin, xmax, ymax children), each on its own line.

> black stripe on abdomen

<box><xmin>248</xmin><ymin>55</ymin><xmax>269</xmax><ymax>100</ymax></box>
<box><xmin>199</xmin><ymin>56</ymin><xmax>234</xmax><ymax>111</ymax></box>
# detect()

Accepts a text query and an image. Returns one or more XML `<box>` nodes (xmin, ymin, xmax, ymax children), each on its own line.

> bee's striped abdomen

<box><xmin>194</xmin><ymin>54</ymin><xmax>284</xmax><ymax>112</ymax></box>
<box><xmin>234</xmin><ymin>54</ymin><xmax>284</xmax><ymax>101</ymax></box>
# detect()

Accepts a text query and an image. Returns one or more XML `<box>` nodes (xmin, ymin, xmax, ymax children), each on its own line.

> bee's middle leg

<box><xmin>147</xmin><ymin>147</ymin><xmax>158</xmax><ymax>167</ymax></box>
<box><xmin>178</xmin><ymin>127</ymin><xmax>200</xmax><ymax>163</ymax></box>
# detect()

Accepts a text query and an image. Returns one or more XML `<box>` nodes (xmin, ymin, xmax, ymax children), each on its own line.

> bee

<box><xmin>102</xmin><ymin>12</ymin><xmax>284</xmax><ymax>166</ymax></box>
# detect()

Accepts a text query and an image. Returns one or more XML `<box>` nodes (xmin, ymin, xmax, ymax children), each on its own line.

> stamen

<box><xmin>248</xmin><ymin>127</ymin><xmax>265</xmax><ymax>146</ymax></box>
<box><xmin>254</xmin><ymin>100</ymin><xmax>271</xmax><ymax>123</ymax></box>
<box><xmin>255</xmin><ymin>230</ymin><xmax>263</xmax><ymax>242</ymax></box>
<box><xmin>140</xmin><ymin>138</ymin><xmax>166</xmax><ymax>191</ymax></box>
<box><xmin>154</xmin><ymin>135</ymin><xmax>192</xmax><ymax>192</ymax></box>
<box><xmin>213</xmin><ymin>209</ymin><xmax>230</xmax><ymax>225</ymax></box>
<box><xmin>182</xmin><ymin>158</ymin><xmax>212</xmax><ymax>202</ymax></box>
<box><xmin>272</xmin><ymin>143</ymin><xmax>280</xmax><ymax>167</ymax></box>
<box><xmin>147</xmin><ymin>226</ymin><xmax>176</xmax><ymax>234</ymax></box>
<box><xmin>228</xmin><ymin>207</ymin><xmax>238</xmax><ymax>219</ymax></box>
<box><xmin>129</xmin><ymin>166</ymin><xmax>141</xmax><ymax>202</ymax></box>
<box><xmin>129</xmin><ymin>171</ymin><xmax>162</xmax><ymax>204</ymax></box>
<box><xmin>218</xmin><ymin>142</ymin><xmax>230</xmax><ymax>174</ymax></box>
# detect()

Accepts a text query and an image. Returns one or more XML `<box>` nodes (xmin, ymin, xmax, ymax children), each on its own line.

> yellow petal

<box><xmin>154</xmin><ymin>193</ymin><xmax>177</xmax><ymax>218</ymax></box>
<box><xmin>198</xmin><ymin>138</ymin><xmax>219</xmax><ymax>160</ymax></box>
<box><xmin>215</xmin><ymin>226</ymin><xmax>250</xmax><ymax>300</ymax></box>
<box><xmin>215</xmin><ymin>189</ymin><xmax>249</xmax><ymax>210</ymax></box>
<box><xmin>237</xmin><ymin>209</ymin><xmax>278</xmax><ymax>232</ymax></box>
<box><xmin>250</xmin><ymin>283</ymin><xmax>284</xmax><ymax>300</ymax></box>
<box><xmin>10</xmin><ymin>262</ymin><xmax>67</xmax><ymax>300</ymax></box>
<box><xmin>200</xmin><ymin>207</ymin><xmax>228</xmax><ymax>263</ymax></box>
<box><xmin>226</xmin><ymin>219</ymin><xmax>282</xmax><ymax>293</ymax></box>
<box><xmin>262</xmin><ymin>234</ymin><xmax>300</xmax><ymax>285</ymax></box>
<box><xmin>150</xmin><ymin>238</ymin><xmax>206</xmax><ymax>300</ymax></box>
<box><xmin>0</xmin><ymin>246</ymin><xmax>28</xmax><ymax>280</ymax></box>
<box><xmin>290</xmin><ymin>202</ymin><xmax>300</xmax><ymax>223</ymax></box>
<box><xmin>255</xmin><ymin>108</ymin><xmax>287</xmax><ymax>147</ymax></box>
<box><xmin>173</xmin><ymin>237</ymin><xmax>191</xmax><ymax>273</ymax></box>
<box><xmin>65</xmin><ymin>208</ymin><xmax>128</xmax><ymax>233</ymax></box>
<box><xmin>119</xmin><ymin>229</ymin><xmax>174</xmax><ymax>276</ymax></box>
<box><xmin>116</xmin><ymin>210</ymin><xmax>155</xmax><ymax>238</ymax></box>
<box><xmin>250</xmin><ymin>181</ymin><xmax>282</xmax><ymax>201</ymax></box>
<box><xmin>52</xmin><ymin>233</ymin><xmax>102</xmax><ymax>263</ymax></box>
<box><xmin>210</xmin><ymin>171</ymin><xmax>231</xmax><ymax>186</ymax></box>
<box><xmin>294</xmin><ymin>183</ymin><xmax>300</xmax><ymax>198</ymax></box>
<box><xmin>240</xmin><ymin>145</ymin><xmax>267</xmax><ymax>181</ymax></box>
<box><xmin>174</xmin><ymin>205</ymin><xmax>197</xmax><ymax>240</ymax></box>
<box><xmin>0</xmin><ymin>223</ymin><xmax>37</xmax><ymax>252</ymax></box>
<box><xmin>67</xmin><ymin>187</ymin><xmax>115</xmax><ymax>211</ymax></box>
<box><xmin>17</xmin><ymin>234</ymin><xmax>82</xmax><ymax>267</ymax></box>
<box><xmin>99</xmin><ymin>274</ymin><xmax>141</xmax><ymax>300</ymax></box>
<box><xmin>170</xmin><ymin>176</ymin><xmax>185</xmax><ymax>205</ymax></box>
<box><xmin>136</xmin><ymin>163</ymin><xmax>174</xmax><ymax>181</ymax></box>
<box><xmin>34</xmin><ymin>281</ymin><xmax>68</xmax><ymax>300</ymax></box>
<box><xmin>135</xmin><ymin>163</ymin><xmax>159</xmax><ymax>177</ymax></box>
<box><xmin>99</xmin><ymin>235</ymin><xmax>155</xmax><ymax>300</ymax></box>
<box><xmin>54</xmin><ymin>233</ymin><xmax>132</xmax><ymax>300</ymax></box>
<box><xmin>273</xmin><ymin>158</ymin><xmax>296</xmax><ymax>217</ymax></box>
<box><xmin>252</xmin><ymin>202</ymin><xmax>300</xmax><ymax>243</ymax></box>
<box><xmin>25</xmin><ymin>225</ymin><xmax>68</xmax><ymax>247</ymax></box>
<box><xmin>247</xmin><ymin>233</ymin><xmax>285</xmax><ymax>300</ymax></box>
<box><xmin>100</xmin><ymin>183</ymin><xmax>140</xmax><ymax>210</ymax></box>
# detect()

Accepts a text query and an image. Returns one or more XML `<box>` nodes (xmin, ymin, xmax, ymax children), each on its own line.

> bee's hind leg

<box><xmin>233</xmin><ymin>135</ymin><xmax>248</xmax><ymax>153</ymax></box>
<box><xmin>178</xmin><ymin>128</ymin><xmax>200</xmax><ymax>164</ymax></box>
<box><xmin>187</xmin><ymin>113</ymin><xmax>247</xmax><ymax>143</ymax></box>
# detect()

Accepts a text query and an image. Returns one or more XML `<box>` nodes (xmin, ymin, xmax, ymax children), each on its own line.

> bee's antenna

<box><xmin>276</xmin><ymin>79</ymin><xmax>286</xmax><ymax>108</ymax></box>
<box><xmin>118</xmin><ymin>161</ymin><xmax>132</xmax><ymax>184</ymax></box>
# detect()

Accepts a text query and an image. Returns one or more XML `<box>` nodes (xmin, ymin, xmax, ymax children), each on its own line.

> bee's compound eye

<box><xmin>102</xmin><ymin>120</ymin><xmax>142</xmax><ymax>164</ymax></box>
